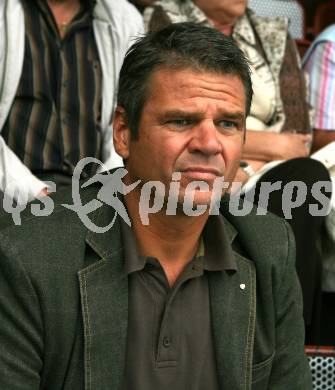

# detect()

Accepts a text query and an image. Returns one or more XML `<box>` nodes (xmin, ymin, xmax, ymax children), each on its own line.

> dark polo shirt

<box><xmin>121</xmin><ymin>215</ymin><xmax>237</xmax><ymax>389</ymax></box>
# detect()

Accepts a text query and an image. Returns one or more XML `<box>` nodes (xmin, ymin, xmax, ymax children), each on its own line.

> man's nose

<box><xmin>188</xmin><ymin>121</ymin><xmax>222</xmax><ymax>155</ymax></box>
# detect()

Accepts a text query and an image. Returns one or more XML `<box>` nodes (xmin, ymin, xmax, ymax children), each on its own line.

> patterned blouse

<box><xmin>144</xmin><ymin>0</ymin><xmax>311</xmax><ymax>134</ymax></box>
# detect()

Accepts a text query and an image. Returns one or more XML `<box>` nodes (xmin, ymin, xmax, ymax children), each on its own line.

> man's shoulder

<box><xmin>221</xmin><ymin>195</ymin><xmax>291</xmax><ymax>235</ymax></box>
<box><xmin>0</xmin><ymin>181</ymin><xmax>125</xmax><ymax>307</ymax></box>
<box><xmin>0</xmin><ymin>183</ymin><xmax>108</xmax><ymax>263</ymax></box>
<box><xmin>220</xmin><ymin>197</ymin><xmax>294</xmax><ymax>264</ymax></box>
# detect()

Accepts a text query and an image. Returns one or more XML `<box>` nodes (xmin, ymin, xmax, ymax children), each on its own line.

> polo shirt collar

<box><xmin>120</xmin><ymin>213</ymin><xmax>237</xmax><ymax>275</ymax></box>
<box><xmin>203</xmin><ymin>214</ymin><xmax>237</xmax><ymax>271</ymax></box>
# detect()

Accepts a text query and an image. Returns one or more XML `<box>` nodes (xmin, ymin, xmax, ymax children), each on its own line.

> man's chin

<box><xmin>177</xmin><ymin>191</ymin><xmax>213</xmax><ymax>216</ymax></box>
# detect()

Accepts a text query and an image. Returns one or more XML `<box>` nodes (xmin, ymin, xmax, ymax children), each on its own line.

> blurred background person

<box><xmin>303</xmin><ymin>24</ymin><xmax>335</xmax><ymax>151</ymax></box>
<box><xmin>0</xmin><ymin>0</ymin><xmax>143</xmax><ymax>203</ymax></box>
<box><xmin>303</xmin><ymin>24</ymin><xmax>335</xmax><ymax>345</ymax></box>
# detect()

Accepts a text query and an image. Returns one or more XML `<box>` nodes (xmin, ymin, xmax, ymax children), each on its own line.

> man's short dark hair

<box><xmin>117</xmin><ymin>22</ymin><xmax>253</xmax><ymax>138</ymax></box>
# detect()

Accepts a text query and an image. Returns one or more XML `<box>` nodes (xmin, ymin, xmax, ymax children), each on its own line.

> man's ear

<box><xmin>113</xmin><ymin>106</ymin><xmax>131</xmax><ymax>159</ymax></box>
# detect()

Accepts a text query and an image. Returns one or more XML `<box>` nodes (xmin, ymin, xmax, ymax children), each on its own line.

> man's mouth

<box><xmin>180</xmin><ymin>167</ymin><xmax>222</xmax><ymax>181</ymax></box>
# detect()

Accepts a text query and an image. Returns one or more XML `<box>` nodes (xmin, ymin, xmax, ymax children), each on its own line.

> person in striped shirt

<box><xmin>0</xmin><ymin>0</ymin><xmax>143</xmax><ymax>203</ymax></box>
<box><xmin>303</xmin><ymin>25</ymin><xmax>335</xmax><ymax>152</ymax></box>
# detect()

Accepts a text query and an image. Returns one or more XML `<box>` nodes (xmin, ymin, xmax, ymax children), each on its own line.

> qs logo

<box><xmin>62</xmin><ymin>157</ymin><xmax>141</xmax><ymax>233</ymax></box>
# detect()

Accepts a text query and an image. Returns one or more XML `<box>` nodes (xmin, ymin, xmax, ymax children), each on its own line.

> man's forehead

<box><xmin>145</xmin><ymin>67</ymin><xmax>246</xmax><ymax>111</ymax></box>
<box><xmin>150</xmin><ymin>66</ymin><xmax>242</xmax><ymax>84</ymax></box>
<box><xmin>148</xmin><ymin>66</ymin><xmax>244</xmax><ymax>92</ymax></box>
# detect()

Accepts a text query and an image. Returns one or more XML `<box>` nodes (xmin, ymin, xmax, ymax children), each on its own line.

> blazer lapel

<box><xmin>78</xmin><ymin>205</ymin><xmax>128</xmax><ymax>390</ymax></box>
<box><xmin>209</xmin><ymin>225</ymin><xmax>257</xmax><ymax>390</ymax></box>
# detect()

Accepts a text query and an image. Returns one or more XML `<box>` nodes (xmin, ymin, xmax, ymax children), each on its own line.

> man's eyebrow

<box><xmin>160</xmin><ymin>109</ymin><xmax>245</xmax><ymax>120</ymax></box>
<box><xmin>216</xmin><ymin>111</ymin><xmax>245</xmax><ymax>121</ymax></box>
<box><xmin>160</xmin><ymin>110</ymin><xmax>200</xmax><ymax>119</ymax></box>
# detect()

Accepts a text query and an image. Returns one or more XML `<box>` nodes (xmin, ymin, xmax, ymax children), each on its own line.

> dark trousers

<box><xmin>246</xmin><ymin>158</ymin><xmax>332</xmax><ymax>344</ymax></box>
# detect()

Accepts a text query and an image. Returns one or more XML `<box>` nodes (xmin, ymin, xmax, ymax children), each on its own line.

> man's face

<box><xmin>116</xmin><ymin>67</ymin><xmax>245</xmax><ymax>209</ymax></box>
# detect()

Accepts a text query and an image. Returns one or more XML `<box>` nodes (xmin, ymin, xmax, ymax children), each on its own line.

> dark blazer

<box><xmin>0</xmin><ymin>185</ymin><xmax>312</xmax><ymax>389</ymax></box>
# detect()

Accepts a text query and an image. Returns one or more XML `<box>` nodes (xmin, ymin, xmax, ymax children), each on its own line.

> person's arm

<box><xmin>304</xmin><ymin>42</ymin><xmax>335</xmax><ymax>152</ymax></box>
<box><xmin>268</xmin><ymin>222</ymin><xmax>312</xmax><ymax>389</ymax></box>
<box><xmin>0</xmin><ymin>231</ymin><xmax>43</xmax><ymax>389</ymax></box>
<box><xmin>242</xmin><ymin>131</ymin><xmax>311</xmax><ymax>162</ymax></box>
<box><xmin>98</xmin><ymin>1</ymin><xmax>144</xmax><ymax>171</ymax></box>
<box><xmin>232</xmin><ymin>131</ymin><xmax>311</xmax><ymax>186</ymax></box>
<box><xmin>0</xmin><ymin>136</ymin><xmax>48</xmax><ymax>203</ymax></box>
<box><xmin>233</xmin><ymin>130</ymin><xmax>311</xmax><ymax>185</ymax></box>
<box><xmin>0</xmin><ymin>2</ymin><xmax>49</xmax><ymax>202</ymax></box>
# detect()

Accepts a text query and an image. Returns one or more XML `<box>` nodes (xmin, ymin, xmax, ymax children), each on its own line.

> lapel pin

<box><xmin>240</xmin><ymin>283</ymin><xmax>246</xmax><ymax>290</ymax></box>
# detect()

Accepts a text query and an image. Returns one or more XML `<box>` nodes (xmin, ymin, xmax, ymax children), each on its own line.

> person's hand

<box><xmin>229</xmin><ymin>159</ymin><xmax>266</xmax><ymax>193</ymax></box>
<box><xmin>37</xmin><ymin>188</ymin><xmax>51</xmax><ymax>198</ymax></box>
<box><xmin>234</xmin><ymin>160</ymin><xmax>265</xmax><ymax>184</ymax></box>
<box><xmin>232</xmin><ymin>168</ymin><xmax>250</xmax><ymax>187</ymax></box>
<box><xmin>276</xmin><ymin>133</ymin><xmax>312</xmax><ymax>160</ymax></box>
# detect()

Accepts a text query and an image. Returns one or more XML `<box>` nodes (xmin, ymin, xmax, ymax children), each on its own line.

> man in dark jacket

<box><xmin>0</xmin><ymin>23</ymin><xmax>312</xmax><ymax>389</ymax></box>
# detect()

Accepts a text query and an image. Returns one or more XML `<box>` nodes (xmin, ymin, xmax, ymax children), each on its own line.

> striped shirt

<box><xmin>2</xmin><ymin>0</ymin><xmax>102</xmax><ymax>177</ymax></box>
<box><xmin>304</xmin><ymin>41</ymin><xmax>335</xmax><ymax>130</ymax></box>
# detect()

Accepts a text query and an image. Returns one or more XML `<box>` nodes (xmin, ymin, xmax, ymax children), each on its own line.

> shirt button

<box><xmin>146</xmin><ymin>263</ymin><xmax>155</xmax><ymax>271</ymax></box>
<box><xmin>62</xmin><ymin>80</ymin><xmax>69</xmax><ymax>88</ymax></box>
<box><xmin>163</xmin><ymin>337</ymin><xmax>171</xmax><ymax>348</ymax></box>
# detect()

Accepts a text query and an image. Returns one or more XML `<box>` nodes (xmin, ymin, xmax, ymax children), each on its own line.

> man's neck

<box><xmin>124</xmin><ymin>190</ymin><xmax>209</xmax><ymax>287</ymax></box>
<box><xmin>46</xmin><ymin>0</ymin><xmax>82</xmax><ymax>37</ymax></box>
<box><xmin>210</xmin><ymin>18</ymin><xmax>234</xmax><ymax>36</ymax></box>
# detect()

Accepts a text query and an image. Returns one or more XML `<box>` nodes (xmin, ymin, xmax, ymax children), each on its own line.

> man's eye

<box><xmin>168</xmin><ymin>119</ymin><xmax>192</xmax><ymax>127</ymax></box>
<box><xmin>217</xmin><ymin>120</ymin><xmax>237</xmax><ymax>129</ymax></box>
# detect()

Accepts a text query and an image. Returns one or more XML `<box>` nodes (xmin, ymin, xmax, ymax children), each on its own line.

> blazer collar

<box><xmin>80</xmin><ymin>203</ymin><xmax>128</xmax><ymax>390</ymax></box>
<box><xmin>85</xmin><ymin>201</ymin><xmax>123</xmax><ymax>258</ymax></box>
